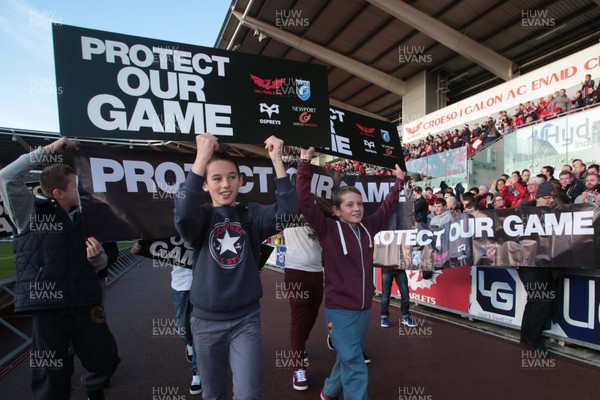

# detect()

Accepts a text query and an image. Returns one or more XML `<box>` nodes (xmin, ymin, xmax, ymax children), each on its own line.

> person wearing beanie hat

<box><xmin>535</xmin><ymin>181</ymin><xmax>556</xmax><ymax>202</ymax></box>
<box><xmin>517</xmin><ymin>181</ymin><xmax>556</xmax><ymax>352</ymax></box>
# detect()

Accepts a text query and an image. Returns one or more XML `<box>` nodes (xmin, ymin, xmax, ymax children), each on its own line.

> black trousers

<box><xmin>381</xmin><ymin>269</ymin><xmax>410</xmax><ymax>317</ymax></box>
<box><xmin>31</xmin><ymin>306</ymin><xmax>120</xmax><ymax>400</ymax></box>
<box><xmin>517</xmin><ymin>267</ymin><xmax>554</xmax><ymax>347</ymax></box>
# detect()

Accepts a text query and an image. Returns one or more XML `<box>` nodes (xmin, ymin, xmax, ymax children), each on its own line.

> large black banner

<box><xmin>52</xmin><ymin>24</ymin><xmax>330</xmax><ymax>147</ymax></box>
<box><xmin>136</xmin><ymin>235</ymin><xmax>273</xmax><ymax>269</ymax></box>
<box><xmin>321</xmin><ymin>106</ymin><xmax>405</xmax><ymax>170</ymax></box>
<box><xmin>73</xmin><ymin>145</ymin><xmax>398</xmax><ymax>241</ymax></box>
<box><xmin>374</xmin><ymin>207</ymin><xmax>600</xmax><ymax>269</ymax></box>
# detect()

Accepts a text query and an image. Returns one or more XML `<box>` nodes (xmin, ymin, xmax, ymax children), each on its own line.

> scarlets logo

<box><xmin>356</xmin><ymin>123</ymin><xmax>375</xmax><ymax>137</ymax></box>
<box><xmin>250</xmin><ymin>74</ymin><xmax>285</xmax><ymax>95</ymax></box>
<box><xmin>407</xmin><ymin>270</ymin><xmax>440</xmax><ymax>290</ymax></box>
<box><xmin>250</xmin><ymin>74</ymin><xmax>284</xmax><ymax>90</ymax></box>
<box><xmin>405</xmin><ymin>122</ymin><xmax>422</xmax><ymax>135</ymax></box>
<box><xmin>209</xmin><ymin>219</ymin><xmax>246</xmax><ymax>269</ymax></box>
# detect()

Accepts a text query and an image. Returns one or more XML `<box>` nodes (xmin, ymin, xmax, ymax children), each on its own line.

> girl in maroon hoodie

<box><xmin>296</xmin><ymin>147</ymin><xmax>404</xmax><ymax>400</ymax></box>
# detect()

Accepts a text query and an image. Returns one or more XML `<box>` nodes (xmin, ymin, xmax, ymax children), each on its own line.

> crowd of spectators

<box><xmin>323</xmin><ymin>159</ymin><xmax>395</xmax><ymax>176</ymax></box>
<box><xmin>319</xmin><ymin>76</ymin><xmax>600</xmax><ymax>177</ymax></box>
<box><xmin>403</xmin><ymin>75</ymin><xmax>600</xmax><ymax>162</ymax></box>
<box><xmin>415</xmin><ymin>159</ymin><xmax>600</xmax><ymax>223</ymax></box>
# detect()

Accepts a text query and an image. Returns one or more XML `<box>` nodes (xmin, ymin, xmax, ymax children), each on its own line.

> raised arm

<box><xmin>296</xmin><ymin>147</ymin><xmax>330</xmax><ymax>235</ymax></box>
<box><xmin>0</xmin><ymin>136</ymin><xmax>76</xmax><ymax>234</ymax></box>
<box><xmin>264</xmin><ymin>135</ymin><xmax>287</xmax><ymax>178</ymax></box>
<box><xmin>364</xmin><ymin>163</ymin><xmax>405</xmax><ymax>232</ymax></box>
<box><xmin>250</xmin><ymin>136</ymin><xmax>299</xmax><ymax>239</ymax></box>
<box><xmin>191</xmin><ymin>132</ymin><xmax>219</xmax><ymax>176</ymax></box>
<box><xmin>174</xmin><ymin>133</ymin><xmax>216</xmax><ymax>246</ymax></box>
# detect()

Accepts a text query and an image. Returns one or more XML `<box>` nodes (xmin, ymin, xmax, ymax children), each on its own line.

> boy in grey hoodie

<box><xmin>174</xmin><ymin>132</ymin><xmax>298</xmax><ymax>400</ymax></box>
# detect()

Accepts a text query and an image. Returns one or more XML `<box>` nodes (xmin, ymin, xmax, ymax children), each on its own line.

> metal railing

<box><xmin>0</xmin><ymin>248</ymin><xmax>143</xmax><ymax>370</ymax></box>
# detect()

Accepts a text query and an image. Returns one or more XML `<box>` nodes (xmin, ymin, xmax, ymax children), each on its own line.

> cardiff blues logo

<box><xmin>209</xmin><ymin>219</ymin><xmax>246</xmax><ymax>269</ymax></box>
<box><xmin>296</xmin><ymin>79</ymin><xmax>311</xmax><ymax>101</ymax></box>
<box><xmin>381</xmin><ymin>129</ymin><xmax>391</xmax><ymax>143</ymax></box>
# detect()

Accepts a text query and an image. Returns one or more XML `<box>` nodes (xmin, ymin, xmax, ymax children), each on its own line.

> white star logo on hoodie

<box><xmin>209</xmin><ymin>218</ymin><xmax>246</xmax><ymax>269</ymax></box>
<box><xmin>217</xmin><ymin>231</ymin><xmax>240</xmax><ymax>255</ymax></box>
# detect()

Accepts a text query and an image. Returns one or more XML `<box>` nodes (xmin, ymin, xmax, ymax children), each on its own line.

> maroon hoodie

<box><xmin>296</xmin><ymin>160</ymin><xmax>402</xmax><ymax>310</ymax></box>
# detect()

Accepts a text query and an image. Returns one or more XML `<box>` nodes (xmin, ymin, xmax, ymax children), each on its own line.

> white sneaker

<box><xmin>190</xmin><ymin>373</ymin><xmax>202</xmax><ymax>395</ymax></box>
<box><xmin>293</xmin><ymin>369</ymin><xmax>308</xmax><ymax>391</ymax></box>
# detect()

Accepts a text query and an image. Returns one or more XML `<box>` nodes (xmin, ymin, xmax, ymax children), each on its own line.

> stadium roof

<box><xmin>3</xmin><ymin>1</ymin><xmax>600</xmax><ymax>167</ymax></box>
<box><xmin>215</xmin><ymin>0</ymin><xmax>600</xmax><ymax>123</ymax></box>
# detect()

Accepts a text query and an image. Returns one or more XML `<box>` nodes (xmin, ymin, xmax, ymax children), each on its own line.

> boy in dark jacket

<box><xmin>296</xmin><ymin>147</ymin><xmax>404</xmax><ymax>400</ymax></box>
<box><xmin>0</xmin><ymin>137</ymin><xmax>119</xmax><ymax>400</ymax></box>
<box><xmin>174</xmin><ymin>132</ymin><xmax>298</xmax><ymax>400</ymax></box>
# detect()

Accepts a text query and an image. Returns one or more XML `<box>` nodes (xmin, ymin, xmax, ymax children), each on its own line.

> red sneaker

<box><xmin>320</xmin><ymin>389</ymin><xmax>339</xmax><ymax>400</ymax></box>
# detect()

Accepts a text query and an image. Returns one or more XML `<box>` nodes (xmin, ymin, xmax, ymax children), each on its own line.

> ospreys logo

<box><xmin>209</xmin><ymin>219</ymin><xmax>246</xmax><ymax>269</ymax></box>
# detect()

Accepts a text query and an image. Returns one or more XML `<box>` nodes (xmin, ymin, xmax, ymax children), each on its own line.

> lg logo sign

<box><xmin>476</xmin><ymin>268</ymin><xmax>516</xmax><ymax>317</ymax></box>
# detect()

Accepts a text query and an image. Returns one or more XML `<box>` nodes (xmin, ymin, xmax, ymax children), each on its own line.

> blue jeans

<box><xmin>191</xmin><ymin>309</ymin><xmax>262</xmax><ymax>400</ymax></box>
<box><xmin>323</xmin><ymin>308</ymin><xmax>370</xmax><ymax>400</ymax></box>
<box><xmin>172</xmin><ymin>289</ymin><xmax>197</xmax><ymax>374</ymax></box>
<box><xmin>381</xmin><ymin>269</ymin><xmax>410</xmax><ymax>317</ymax></box>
